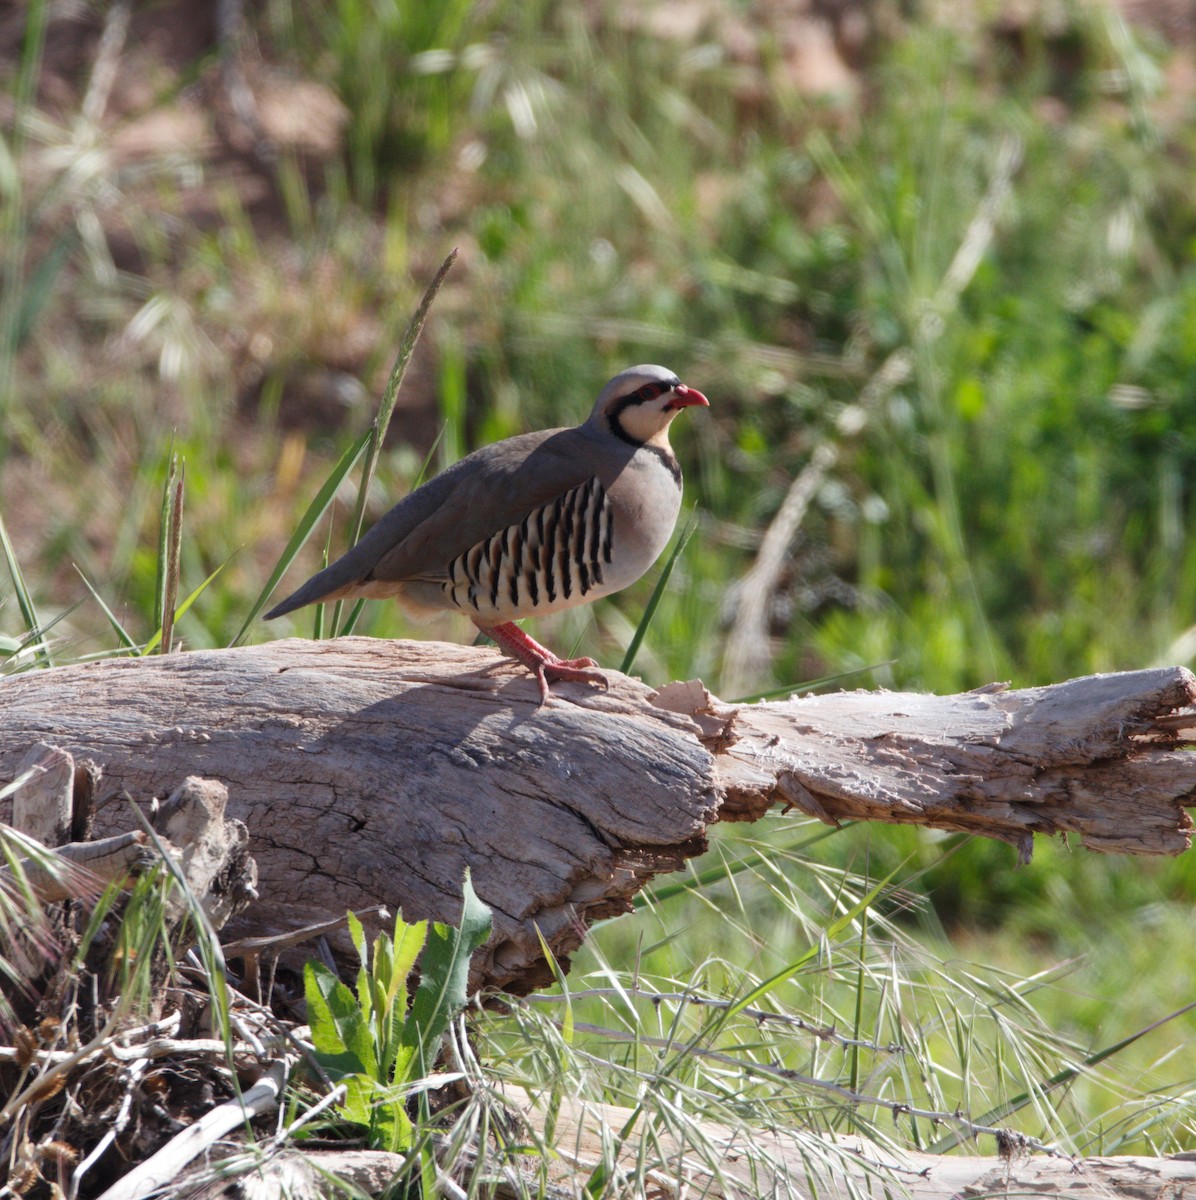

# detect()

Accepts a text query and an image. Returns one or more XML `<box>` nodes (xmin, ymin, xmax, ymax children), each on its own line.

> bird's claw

<box><xmin>535</xmin><ymin>660</ymin><xmax>609</xmax><ymax>704</ymax></box>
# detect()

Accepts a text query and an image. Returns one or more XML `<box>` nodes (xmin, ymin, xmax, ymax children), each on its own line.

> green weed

<box><xmin>301</xmin><ymin>874</ymin><xmax>491</xmax><ymax>1164</ymax></box>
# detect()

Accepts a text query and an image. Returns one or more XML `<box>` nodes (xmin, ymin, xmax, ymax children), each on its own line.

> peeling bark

<box><xmin>3</xmin><ymin>746</ymin><xmax>256</xmax><ymax>928</ymax></box>
<box><xmin>660</xmin><ymin>669</ymin><xmax>1196</xmax><ymax>856</ymax></box>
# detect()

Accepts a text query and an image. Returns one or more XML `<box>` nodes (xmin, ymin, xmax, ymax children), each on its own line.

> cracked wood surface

<box><xmin>2</xmin><ymin>639</ymin><xmax>1193</xmax><ymax>992</ymax></box>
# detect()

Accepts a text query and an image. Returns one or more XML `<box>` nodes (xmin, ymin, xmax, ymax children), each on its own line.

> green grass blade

<box><xmin>850</xmin><ymin>905</ymin><xmax>869</xmax><ymax>1095</ymax></box>
<box><xmin>312</xmin><ymin>512</ymin><xmax>336</xmax><ymax>641</ymax></box>
<box><xmin>130</xmin><ymin>806</ymin><xmax>237</xmax><ymax>1061</ymax></box>
<box><xmin>583</xmin><ymin>1101</ymin><xmax>646</xmax><ymax>1199</ymax></box>
<box><xmin>232</xmin><ymin>426</ymin><xmax>372</xmax><ymax>646</ymax></box>
<box><xmin>634</xmin><ymin>825</ymin><xmax>846</xmax><ymax>908</ymax></box>
<box><xmin>330</xmin><ymin>253</ymin><xmax>456</xmax><ymax>616</ymax></box>
<box><xmin>153</xmin><ymin>450</ymin><xmax>177</xmax><ymax>639</ymax></box>
<box><xmin>160</xmin><ymin>461</ymin><xmax>184</xmax><ymax>655</ymax></box>
<box><xmin>73</xmin><ymin>566</ymin><xmax>138</xmax><ymax>651</ymax></box>
<box><xmin>14</xmin><ymin>227</ymin><xmax>73</xmax><ymax>349</ymax></box>
<box><xmin>620</xmin><ymin>507</ymin><xmax>698</xmax><ymax>676</ymax></box>
<box><xmin>437</xmin><ymin>334</ymin><xmax>467</xmax><ymax>467</ymax></box>
<box><xmin>729</xmin><ymin>661</ymin><xmax>898</xmax><ymax>704</ymax></box>
<box><xmin>0</xmin><ymin>600</ymin><xmax>86</xmax><ymax>675</ymax></box>
<box><xmin>0</xmin><ymin>509</ymin><xmax>51</xmax><ymax>668</ymax></box>
<box><xmin>0</xmin><ymin>0</ymin><xmax>48</xmax><ymax>427</ymax></box>
<box><xmin>412</xmin><ymin>424</ymin><xmax>447</xmax><ymax>491</ymax></box>
<box><xmin>332</xmin><ymin>248</ymin><xmax>458</xmax><ymax>637</ymax></box>
<box><xmin>725</xmin><ymin>870</ymin><xmax>893</xmax><ymax>1018</ymax></box>
<box><xmin>335</xmin><ymin>597</ymin><xmax>366</xmax><ymax>638</ymax></box>
<box><xmin>929</xmin><ymin>997</ymin><xmax>1196</xmax><ymax>1153</ymax></box>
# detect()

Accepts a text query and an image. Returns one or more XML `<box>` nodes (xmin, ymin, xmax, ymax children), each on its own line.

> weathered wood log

<box><xmin>154</xmin><ymin>1096</ymin><xmax>1196</xmax><ymax>1200</ymax></box>
<box><xmin>2</xmin><ymin>639</ymin><xmax>1193</xmax><ymax>993</ymax></box>
<box><xmin>11</xmin><ymin>743</ymin><xmax>75</xmax><ymax>848</ymax></box>
<box><xmin>537</xmin><ymin>1097</ymin><xmax>1196</xmax><ymax>1200</ymax></box>
<box><xmin>672</xmin><ymin>669</ymin><xmax>1196</xmax><ymax>856</ymax></box>
<box><xmin>4</xmin><ymin>748</ymin><xmax>257</xmax><ymax>926</ymax></box>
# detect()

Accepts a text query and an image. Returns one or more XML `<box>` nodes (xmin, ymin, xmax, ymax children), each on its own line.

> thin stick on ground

<box><xmin>93</xmin><ymin>1056</ymin><xmax>293</xmax><ymax>1200</ymax></box>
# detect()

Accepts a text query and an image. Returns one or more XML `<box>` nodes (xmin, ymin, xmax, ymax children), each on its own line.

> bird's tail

<box><xmin>263</xmin><ymin>560</ymin><xmax>370</xmax><ymax>620</ymax></box>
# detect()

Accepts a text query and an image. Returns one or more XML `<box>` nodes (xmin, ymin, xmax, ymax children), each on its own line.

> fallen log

<box><xmin>110</xmin><ymin>1092</ymin><xmax>1196</xmax><ymax>1200</ymax></box>
<box><xmin>536</xmin><ymin>1097</ymin><xmax>1196</xmax><ymax>1200</ymax></box>
<box><xmin>1</xmin><ymin>638</ymin><xmax>1193</xmax><ymax>993</ymax></box>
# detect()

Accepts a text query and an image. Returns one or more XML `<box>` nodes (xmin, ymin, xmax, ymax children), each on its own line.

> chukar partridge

<box><xmin>265</xmin><ymin>364</ymin><xmax>709</xmax><ymax>700</ymax></box>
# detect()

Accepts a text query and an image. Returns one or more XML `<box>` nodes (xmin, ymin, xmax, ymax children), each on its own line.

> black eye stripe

<box><xmin>606</xmin><ymin>377</ymin><xmax>683</xmax><ymax>446</ymax></box>
<box><xmin>627</xmin><ymin>378</ymin><xmax>680</xmax><ymax>404</ymax></box>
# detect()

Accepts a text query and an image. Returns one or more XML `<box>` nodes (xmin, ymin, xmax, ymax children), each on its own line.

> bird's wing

<box><xmin>266</xmin><ymin>427</ymin><xmax>624</xmax><ymax>616</ymax></box>
<box><xmin>366</xmin><ymin>427</ymin><xmax>621</xmax><ymax>583</ymax></box>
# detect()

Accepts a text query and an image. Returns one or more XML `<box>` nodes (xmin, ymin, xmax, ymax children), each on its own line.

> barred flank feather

<box><xmin>445</xmin><ymin>477</ymin><xmax>613</xmax><ymax>618</ymax></box>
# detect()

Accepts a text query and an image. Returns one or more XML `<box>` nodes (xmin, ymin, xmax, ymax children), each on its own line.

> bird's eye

<box><xmin>638</xmin><ymin>383</ymin><xmax>662</xmax><ymax>401</ymax></box>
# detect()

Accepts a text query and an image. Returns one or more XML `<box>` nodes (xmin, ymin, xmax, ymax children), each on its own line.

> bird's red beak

<box><xmin>669</xmin><ymin>384</ymin><xmax>710</xmax><ymax>410</ymax></box>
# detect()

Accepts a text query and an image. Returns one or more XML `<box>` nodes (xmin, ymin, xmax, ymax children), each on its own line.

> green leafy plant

<box><xmin>302</xmin><ymin>872</ymin><xmax>492</xmax><ymax>1153</ymax></box>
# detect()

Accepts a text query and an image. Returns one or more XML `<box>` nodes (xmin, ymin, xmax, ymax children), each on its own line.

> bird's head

<box><xmin>587</xmin><ymin>364</ymin><xmax>710</xmax><ymax>449</ymax></box>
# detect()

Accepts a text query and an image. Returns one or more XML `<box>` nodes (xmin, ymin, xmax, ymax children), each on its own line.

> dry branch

<box><xmin>664</xmin><ymin>668</ymin><xmax>1196</xmax><ymax>855</ymax></box>
<box><xmin>94</xmin><ymin>1057</ymin><xmax>291</xmax><ymax>1200</ymax></box>
<box><xmin>163</xmin><ymin>1093</ymin><xmax>1196</xmax><ymax>1199</ymax></box>
<box><xmin>2</xmin><ymin>639</ymin><xmax>1193</xmax><ymax>994</ymax></box>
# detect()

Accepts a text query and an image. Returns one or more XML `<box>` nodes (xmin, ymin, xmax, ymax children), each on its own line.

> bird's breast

<box><xmin>602</xmin><ymin>448</ymin><xmax>684</xmax><ymax>585</ymax></box>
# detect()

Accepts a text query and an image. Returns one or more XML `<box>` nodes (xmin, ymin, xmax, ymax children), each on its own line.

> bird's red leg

<box><xmin>480</xmin><ymin>621</ymin><xmax>607</xmax><ymax>703</ymax></box>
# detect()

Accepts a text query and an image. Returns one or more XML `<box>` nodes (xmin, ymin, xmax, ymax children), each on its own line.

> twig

<box><xmin>94</xmin><ymin>1056</ymin><xmax>293</xmax><ymax>1200</ymax></box>
<box><xmin>221</xmin><ymin>905</ymin><xmax>390</xmax><ymax>958</ymax></box>
<box><xmin>222</xmin><ymin>904</ymin><xmax>388</xmax><ymax>1005</ymax></box>
<box><xmin>115</xmin><ymin>1013</ymin><xmax>183</xmax><ymax>1042</ymax></box>
<box><xmin>9</xmin><ymin>831</ymin><xmax>155</xmax><ymax>902</ymax></box>
<box><xmin>68</xmin><ymin>1057</ymin><xmax>148</xmax><ymax>1200</ymax></box>
<box><xmin>434</xmin><ymin>1172</ymin><xmax>469</xmax><ymax>1200</ymax></box>
<box><xmin>230</xmin><ymin>1011</ymin><xmax>267</xmax><ymax>1058</ymax></box>
<box><xmin>0</xmin><ymin>1013</ymin><xmax>186</xmax><ymax>1068</ymax></box>
<box><xmin>272</xmin><ymin>1083</ymin><xmax>347</xmax><ymax>1144</ymax></box>
<box><xmin>108</xmin><ymin>1037</ymin><xmax>258</xmax><ymax>1062</ymax></box>
<box><xmin>0</xmin><ymin>1014</ymin><xmax>125</xmax><ymax>1123</ymax></box>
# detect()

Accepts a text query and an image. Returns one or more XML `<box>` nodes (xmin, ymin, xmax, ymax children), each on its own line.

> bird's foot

<box><xmin>482</xmin><ymin>622</ymin><xmax>608</xmax><ymax>704</ymax></box>
<box><xmin>538</xmin><ymin>657</ymin><xmax>607</xmax><ymax>704</ymax></box>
